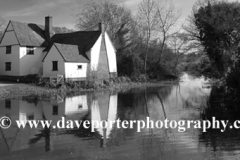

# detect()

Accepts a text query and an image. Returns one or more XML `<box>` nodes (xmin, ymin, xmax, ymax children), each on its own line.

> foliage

<box><xmin>225</xmin><ymin>60</ymin><xmax>240</xmax><ymax>97</ymax></box>
<box><xmin>193</xmin><ymin>1</ymin><xmax>240</xmax><ymax>76</ymax></box>
<box><xmin>189</xmin><ymin>0</ymin><xmax>240</xmax><ymax>109</ymax></box>
<box><xmin>182</xmin><ymin>53</ymin><xmax>216</xmax><ymax>77</ymax></box>
<box><xmin>0</xmin><ymin>74</ymin><xmax>40</xmax><ymax>83</ymax></box>
<box><xmin>117</xmin><ymin>52</ymin><xmax>144</xmax><ymax>77</ymax></box>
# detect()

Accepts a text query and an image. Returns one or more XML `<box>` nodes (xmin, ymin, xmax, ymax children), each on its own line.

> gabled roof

<box><xmin>2</xmin><ymin>20</ymin><xmax>104</xmax><ymax>63</ymax></box>
<box><xmin>51</xmin><ymin>31</ymin><xmax>101</xmax><ymax>55</ymax></box>
<box><xmin>11</xmin><ymin>21</ymin><xmax>47</xmax><ymax>47</ymax></box>
<box><xmin>9</xmin><ymin>21</ymin><xmax>73</xmax><ymax>47</ymax></box>
<box><xmin>53</xmin><ymin>43</ymin><xmax>90</xmax><ymax>63</ymax></box>
<box><xmin>42</xmin><ymin>31</ymin><xmax>102</xmax><ymax>63</ymax></box>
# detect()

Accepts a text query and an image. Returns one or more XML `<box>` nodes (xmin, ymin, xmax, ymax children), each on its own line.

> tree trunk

<box><xmin>144</xmin><ymin>45</ymin><xmax>149</xmax><ymax>75</ymax></box>
<box><xmin>152</xmin><ymin>35</ymin><xmax>166</xmax><ymax>71</ymax></box>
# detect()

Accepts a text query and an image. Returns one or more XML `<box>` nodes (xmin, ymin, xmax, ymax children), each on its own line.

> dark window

<box><xmin>52</xmin><ymin>61</ymin><xmax>58</xmax><ymax>71</ymax></box>
<box><xmin>77</xmin><ymin>65</ymin><xmax>82</xmax><ymax>69</ymax></box>
<box><xmin>6</xmin><ymin>46</ymin><xmax>11</xmax><ymax>54</ymax></box>
<box><xmin>27</xmin><ymin>114</ymin><xmax>34</xmax><ymax>120</ymax></box>
<box><xmin>78</xmin><ymin>104</ymin><xmax>83</xmax><ymax>109</ymax></box>
<box><xmin>27</xmin><ymin>46</ymin><xmax>34</xmax><ymax>55</ymax></box>
<box><xmin>5</xmin><ymin>100</ymin><xmax>11</xmax><ymax>109</ymax></box>
<box><xmin>53</xmin><ymin>105</ymin><xmax>58</xmax><ymax>115</ymax></box>
<box><xmin>5</xmin><ymin>62</ymin><xmax>11</xmax><ymax>71</ymax></box>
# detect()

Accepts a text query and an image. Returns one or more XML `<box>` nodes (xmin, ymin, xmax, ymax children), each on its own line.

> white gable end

<box><xmin>105</xmin><ymin>32</ymin><xmax>117</xmax><ymax>73</ymax></box>
<box><xmin>90</xmin><ymin>35</ymin><xmax>102</xmax><ymax>71</ymax></box>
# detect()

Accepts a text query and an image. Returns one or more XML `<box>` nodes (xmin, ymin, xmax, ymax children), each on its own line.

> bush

<box><xmin>110</xmin><ymin>76</ymin><xmax>132</xmax><ymax>84</ymax></box>
<box><xmin>23</xmin><ymin>74</ymin><xmax>39</xmax><ymax>83</ymax></box>
<box><xmin>131</xmin><ymin>74</ymin><xmax>149</xmax><ymax>82</ymax></box>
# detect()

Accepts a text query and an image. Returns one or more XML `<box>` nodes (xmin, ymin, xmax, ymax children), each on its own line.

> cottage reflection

<box><xmin>41</xmin><ymin>94</ymin><xmax>88</xmax><ymax>125</ymax></box>
<box><xmin>91</xmin><ymin>92</ymin><xmax>118</xmax><ymax>147</ymax></box>
<box><xmin>0</xmin><ymin>92</ymin><xmax>118</xmax><ymax>153</ymax></box>
<box><xmin>0</xmin><ymin>94</ymin><xmax>89</xmax><ymax>152</ymax></box>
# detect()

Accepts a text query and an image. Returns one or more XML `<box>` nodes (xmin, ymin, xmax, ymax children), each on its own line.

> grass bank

<box><xmin>0</xmin><ymin>76</ymin><xmax>178</xmax><ymax>99</ymax></box>
<box><xmin>0</xmin><ymin>80</ymin><xmax>178</xmax><ymax>100</ymax></box>
<box><xmin>0</xmin><ymin>84</ymin><xmax>56</xmax><ymax>100</ymax></box>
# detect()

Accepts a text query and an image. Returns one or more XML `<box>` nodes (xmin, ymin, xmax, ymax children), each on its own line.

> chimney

<box><xmin>45</xmin><ymin>16</ymin><xmax>53</xmax><ymax>39</ymax></box>
<box><xmin>98</xmin><ymin>22</ymin><xmax>105</xmax><ymax>34</ymax></box>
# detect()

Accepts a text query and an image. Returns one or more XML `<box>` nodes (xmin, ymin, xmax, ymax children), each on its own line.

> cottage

<box><xmin>0</xmin><ymin>16</ymin><xmax>117</xmax><ymax>80</ymax></box>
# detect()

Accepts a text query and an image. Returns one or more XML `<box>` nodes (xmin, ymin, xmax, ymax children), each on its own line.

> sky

<box><xmin>0</xmin><ymin>0</ymin><xmax>237</xmax><ymax>30</ymax></box>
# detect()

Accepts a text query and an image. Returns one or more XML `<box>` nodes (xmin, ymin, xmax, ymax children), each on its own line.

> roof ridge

<box><xmin>54</xmin><ymin>30</ymin><xmax>101</xmax><ymax>35</ymax></box>
<box><xmin>10</xmin><ymin>20</ymin><xmax>73</xmax><ymax>31</ymax></box>
<box><xmin>11</xmin><ymin>20</ymin><xmax>42</xmax><ymax>27</ymax></box>
<box><xmin>74</xmin><ymin>30</ymin><xmax>100</xmax><ymax>32</ymax></box>
<box><xmin>54</xmin><ymin>42</ymin><xmax>78</xmax><ymax>46</ymax></box>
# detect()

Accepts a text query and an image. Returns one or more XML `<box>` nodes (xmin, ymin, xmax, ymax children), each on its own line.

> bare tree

<box><xmin>168</xmin><ymin>32</ymin><xmax>192</xmax><ymax>72</ymax></box>
<box><xmin>73</xmin><ymin>0</ymin><xmax>133</xmax><ymax>50</ymax></box>
<box><xmin>136</xmin><ymin>0</ymin><xmax>158</xmax><ymax>75</ymax></box>
<box><xmin>152</xmin><ymin>0</ymin><xmax>181</xmax><ymax>70</ymax></box>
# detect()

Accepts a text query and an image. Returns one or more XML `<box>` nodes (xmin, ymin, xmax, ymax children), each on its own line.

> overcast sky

<box><xmin>0</xmin><ymin>0</ymin><xmax>237</xmax><ymax>29</ymax></box>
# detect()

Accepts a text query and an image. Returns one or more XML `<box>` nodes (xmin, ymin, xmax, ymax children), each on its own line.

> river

<box><xmin>1</xmin><ymin>73</ymin><xmax>240</xmax><ymax>160</ymax></box>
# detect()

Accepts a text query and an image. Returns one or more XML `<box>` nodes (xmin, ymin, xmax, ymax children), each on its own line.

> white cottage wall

<box><xmin>19</xmin><ymin>47</ymin><xmax>45</xmax><ymax>76</ymax></box>
<box><xmin>105</xmin><ymin>32</ymin><xmax>117</xmax><ymax>73</ymax></box>
<box><xmin>0</xmin><ymin>45</ymin><xmax>20</xmax><ymax>76</ymax></box>
<box><xmin>0</xmin><ymin>22</ymin><xmax>20</xmax><ymax>76</ymax></box>
<box><xmin>65</xmin><ymin>63</ymin><xmax>88</xmax><ymax>79</ymax></box>
<box><xmin>90</xmin><ymin>35</ymin><xmax>102</xmax><ymax>71</ymax></box>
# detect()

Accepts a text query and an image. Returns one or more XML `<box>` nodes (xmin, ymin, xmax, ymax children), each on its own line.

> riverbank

<box><xmin>0</xmin><ymin>80</ymin><xmax>179</xmax><ymax>100</ymax></box>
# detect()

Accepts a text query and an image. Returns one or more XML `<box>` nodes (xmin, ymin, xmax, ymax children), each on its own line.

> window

<box><xmin>27</xmin><ymin>46</ymin><xmax>34</xmax><ymax>55</ymax></box>
<box><xmin>78</xmin><ymin>104</ymin><xmax>83</xmax><ymax>109</ymax></box>
<box><xmin>6</xmin><ymin>46</ymin><xmax>11</xmax><ymax>54</ymax></box>
<box><xmin>52</xmin><ymin>105</ymin><xmax>58</xmax><ymax>115</ymax></box>
<box><xmin>27</xmin><ymin>114</ymin><xmax>34</xmax><ymax>120</ymax></box>
<box><xmin>52</xmin><ymin>61</ymin><xmax>58</xmax><ymax>71</ymax></box>
<box><xmin>5</xmin><ymin>100</ymin><xmax>11</xmax><ymax>109</ymax></box>
<box><xmin>77</xmin><ymin>65</ymin><xmax>82</xmax><ymax>70</ymax></box>
<box><xmin>5</xmin><ymin>62</ymin><xmax>11</xmax><ymax>71</ymax></box>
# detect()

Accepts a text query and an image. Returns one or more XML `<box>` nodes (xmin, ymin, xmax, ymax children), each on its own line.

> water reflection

<box><xmin>0</xmin><ymin>73</ymin><xmax>239</xmax><ymax>160</ymax></box>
